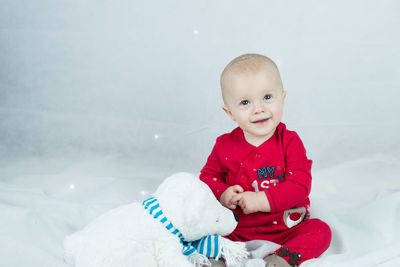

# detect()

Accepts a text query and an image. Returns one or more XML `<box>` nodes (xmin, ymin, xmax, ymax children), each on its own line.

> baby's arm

<box><xmin>200</xmin><ymin>137</ymin><xmax>230</xmax><ymax>200</ymax></box>
<box><xmin>238</xmin><ymin>191</ymin><xmax>271</xmax><ymax>214</ymax></box>
<box><xmin>264</xmin><ymin>133</ymin><xmax>312</xmax><ymax>212</ymax></box>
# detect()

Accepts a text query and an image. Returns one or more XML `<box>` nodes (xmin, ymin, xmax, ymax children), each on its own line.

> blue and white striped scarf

<box><xmin>142</xmin><ymin>197</ymin><xmax>223</xmax><ymax>265</ymax></box>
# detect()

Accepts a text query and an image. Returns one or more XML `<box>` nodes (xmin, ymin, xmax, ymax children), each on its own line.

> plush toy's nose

<box><xmin>233</xmin><ymin>211</ymin><xmax>239</xmax><ymax>222</ymax></box>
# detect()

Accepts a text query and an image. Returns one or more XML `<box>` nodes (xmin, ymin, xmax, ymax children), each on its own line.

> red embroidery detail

<box><xmin>289</xmin><ymin>212</ymin><xmax>301</xmax><ymax>221</ymax></box>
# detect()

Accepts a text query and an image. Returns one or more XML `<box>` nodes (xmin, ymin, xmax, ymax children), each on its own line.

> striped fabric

<box><xmin>191</xmin><ymin>235</ymin><xmax>222</xmax><ymax>258</ymax></box>
<box><xmin>142</xmin><ymin>197</ymin><xmax>223</xmax><ymax>262</ymax></box>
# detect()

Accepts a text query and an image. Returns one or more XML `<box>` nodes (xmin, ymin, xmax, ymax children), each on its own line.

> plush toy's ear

<box><xmin>154</xmin><ymin>172</ymin><xmax>238</xmax><ymax>241</ymax></box>
<box><xmin>154</xmin><ymin>172</ymin><xmax>199</xmax><ymax>204</ymax></box>
<box><xmin>154</xmin><ymin>173</ymin><xmax>201</xmax><ymax>229</ymax></box>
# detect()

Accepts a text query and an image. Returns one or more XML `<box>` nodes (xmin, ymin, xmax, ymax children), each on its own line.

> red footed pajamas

<box><xmin>200</xmin><ymin>123</ymin><xmax>331</xmax><ymax>265</ymax></box>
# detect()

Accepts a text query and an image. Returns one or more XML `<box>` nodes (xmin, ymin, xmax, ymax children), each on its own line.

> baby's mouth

<box><xmin>252</xmin><ymin>118</ymin><xmax>270</xmax><ymax>124</ymax></box>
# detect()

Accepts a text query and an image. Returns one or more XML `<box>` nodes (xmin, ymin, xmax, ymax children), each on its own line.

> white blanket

<box><xmin>0</xmin><ymin>155</ymin><xmax>399</xmax><ymax>267</ymax></box>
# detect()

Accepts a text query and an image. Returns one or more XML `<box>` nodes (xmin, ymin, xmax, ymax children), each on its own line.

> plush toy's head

<box><xmin>154</xmin><ymin>172</ymin><xmax>238</xmax><ymax>241</ymax></box>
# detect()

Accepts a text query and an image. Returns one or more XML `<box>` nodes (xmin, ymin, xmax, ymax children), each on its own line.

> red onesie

<box><xmin>200</xmin><ymin>123</ymin><xmax>331</xmax><ymax>265</ymax></box>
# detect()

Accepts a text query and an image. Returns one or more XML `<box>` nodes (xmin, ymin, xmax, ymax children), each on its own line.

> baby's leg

<box><xmin>276</xmin><ymin>218</ymin><xmax>331</xmax><ymax>265</ymax></box>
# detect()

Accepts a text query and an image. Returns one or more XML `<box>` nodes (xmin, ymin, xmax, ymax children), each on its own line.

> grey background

<box><xmin>1</xmin><ymin>0</ymin><xmax>399</xmax><ymax>175</ymax></box>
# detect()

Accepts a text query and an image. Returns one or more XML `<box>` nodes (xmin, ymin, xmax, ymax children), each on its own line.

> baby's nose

<box><xmin>253</xmin><ymin>102</ymin><xmax>265</xmax><ymax>114</ymax></box>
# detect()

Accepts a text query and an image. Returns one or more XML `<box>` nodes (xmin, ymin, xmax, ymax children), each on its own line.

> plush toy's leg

<box><xmin>128</xmin><ymin>251</ymin><xmax>159</xmax><ymax>267</ymax></box>
<box><xmin>155</xmin><ymin>241</ymin><xmax>193</xmax><ymax>267</ymax></box>
<box><xmin>74</xmin><ymin>246</ymin><xmax>160</xmax><ymax>267</ymax></box>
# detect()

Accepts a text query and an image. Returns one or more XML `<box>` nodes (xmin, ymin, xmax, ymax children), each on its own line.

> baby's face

<box><xmin>223</xmin><ymin>69</ymin><xmax>286</xmax><ymax>146</ymax></box>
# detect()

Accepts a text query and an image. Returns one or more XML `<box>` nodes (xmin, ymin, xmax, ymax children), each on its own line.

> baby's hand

<box><xmin>219</xmin><ymin>185</ymin><xmax>244</xmax><ymax>209</ymax></box>
<box><xmin>238</xmin><ymin>191</ymin><xmax>270</xmax><ymax>214</ymax></box>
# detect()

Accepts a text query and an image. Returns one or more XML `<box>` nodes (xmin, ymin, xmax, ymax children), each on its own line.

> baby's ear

<box><xmin>222</xmin><ymin>106</ymin><xmax>235</xmax><ymax>121</ymax></box>
<box><xmin>282</xmin><ymin>90</ymin><xmax>287</xmax><ymax>100</ymax></box>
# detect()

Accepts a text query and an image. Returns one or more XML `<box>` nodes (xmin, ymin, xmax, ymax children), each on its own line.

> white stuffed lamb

<box><xmin>64</xmin><ymin>172</ymin><xmax>248</xmax><ymax>267</ymax></box>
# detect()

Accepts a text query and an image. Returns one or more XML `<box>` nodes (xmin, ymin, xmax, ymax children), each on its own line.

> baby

<box><xmin>200</xmin><ymin>54</ymin><xmax>331</xmax><ymax>267</ymax></box>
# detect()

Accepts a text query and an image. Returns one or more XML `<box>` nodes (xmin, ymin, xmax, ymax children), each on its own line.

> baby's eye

<box><xmin>240</xmin><ymin>100</ymin><xmax>249</xmax><ymax>106</ymax></box>
<box><xmin>264</xmin><ymin>94</ymin><xmax>272</xmax><ymax>100</ymax></box>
